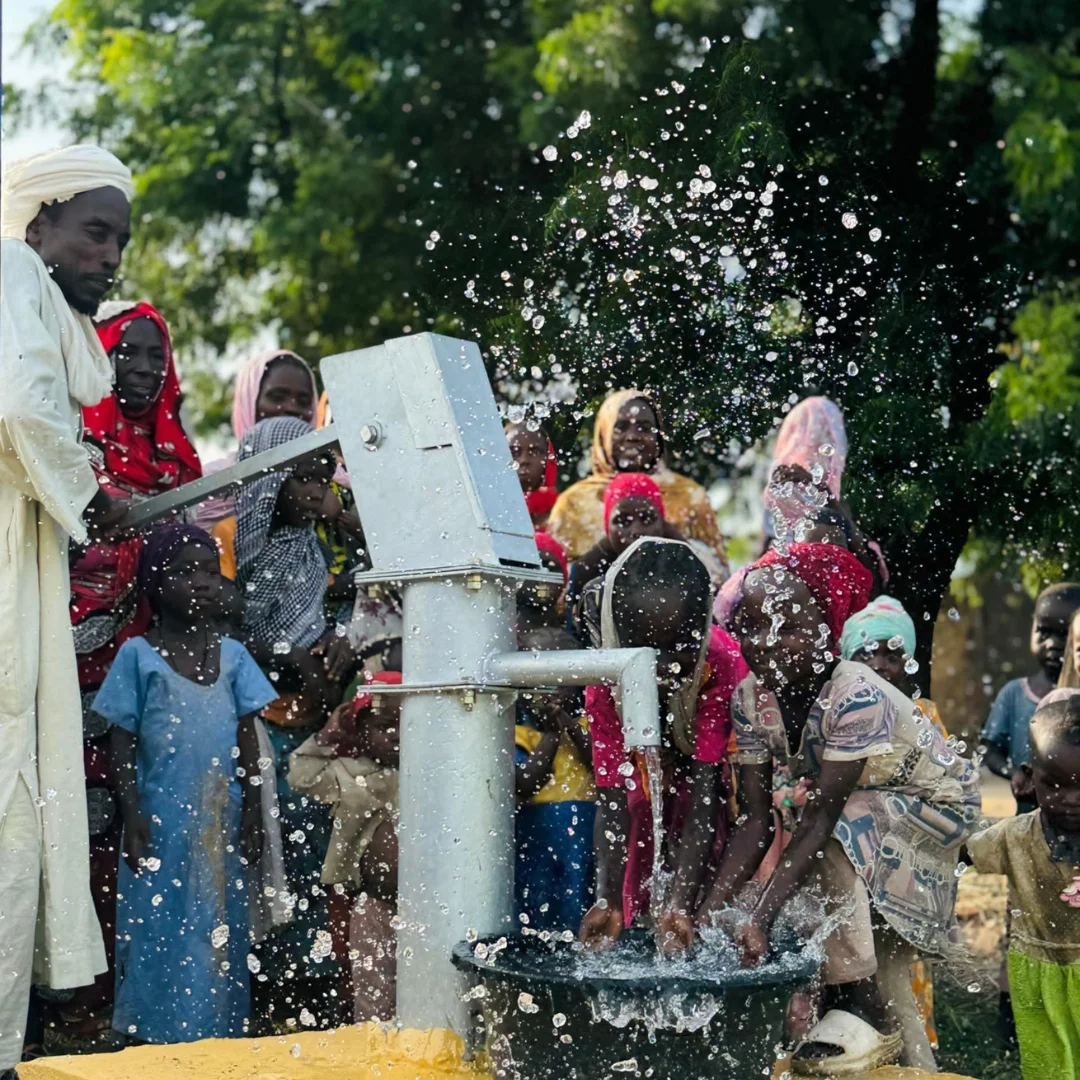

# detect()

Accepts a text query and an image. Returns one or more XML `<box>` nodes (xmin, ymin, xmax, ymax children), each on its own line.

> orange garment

<box><xmin>212</xmin><ymin>516</ymin><xmax>238</xmax><ymax>580</ymax></box>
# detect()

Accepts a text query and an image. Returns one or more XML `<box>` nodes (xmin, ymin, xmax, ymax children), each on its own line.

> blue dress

<box><xmin>92</xmin><ymin>636</ymin><xmax>276</xmax><ymax>1044</ymax></box>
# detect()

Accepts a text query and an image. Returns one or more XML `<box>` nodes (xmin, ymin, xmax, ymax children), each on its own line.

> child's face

<box><xmin>276</xmin><ymin>450</ymin><xmax>335</xmax><ymax>527</ymax></box>
<box><xmin>1029</xmin><ymin>739</ymin><xmax>1080</xmax><ymax>833</ymax></box>
<box><xmin>160</xmin><ymin>543</ymin><xmax>222</xmax><ymax>621</ymax></box>
<box><xmin>618</xmin><ymin>589</ymin><xmax>703</xmax><ymax>685</ymax></box>
<box><xmin>734</xmin><ymin>570</ymin><xmax>831</xmax><ymax>692</ymax></box>
<box><xmin>802</xmin><ymin>521</ymin><xmax>848</xmax><ymax>548</ymax></box>
<box><xmin>852</xmin><ymin>640</ymin><xmax>909</xmax><ymax>692</ymax></box>
<box><xmin>506</xmin><ymin>424</ymin><xmax>548</xmax><ymax>493</ymax></box>
<box><xmin>1032</xmin><ymin>596</ymin><xmax>1076</xmax><ymax>678</ymax></box>
<box><xmin>255</xmin><ymin>358</ymin><xmax>315</xmax><ymax>425</ymax></box>
<box><xmin>363</xmin><ymin>697</ymin><xmax>401</xmax><ymax>769</ymax></box>
<box><xmin>517</xmin><ymin>550</ymin><xmax>564</xmax><ymax>620</ymax></box>
<box><xmin>608</xmin><ymin>496</ymin><xmax>664</xmax><ymax>554</ymax></box>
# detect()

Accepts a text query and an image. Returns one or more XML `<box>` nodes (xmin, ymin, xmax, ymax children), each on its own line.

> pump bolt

<box><xmin>465</xmin><ymin>573</ymin><xmax>483</xmax><ymax>591</ymax></box>
<box><xmin>359</xmin><ymin>422</ymin><xmax>383</xmax><ymax>450</ymax></box>
<box><xmin>462</xmin><ymin>690</ymin><xmax>476</xmax><ymax>711</ymax></box>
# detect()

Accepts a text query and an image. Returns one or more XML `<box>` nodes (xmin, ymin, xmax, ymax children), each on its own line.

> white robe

<box><xmin>0</xmin><ymin>237</ymin><xmax>109</xmax><ymax>988</ymax></box>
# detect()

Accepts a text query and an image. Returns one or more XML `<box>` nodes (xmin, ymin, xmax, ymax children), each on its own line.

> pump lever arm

<box><xmin>118</xmin><ymin>424</ymin><xmax>340</xmax><ymax>531</ymax></box>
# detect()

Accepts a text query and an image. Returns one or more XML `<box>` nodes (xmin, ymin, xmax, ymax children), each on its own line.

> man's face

<box><xmin>25</xmin><ymin>186</ymin><xmax>131</xmax><ymax>315</ymax></box>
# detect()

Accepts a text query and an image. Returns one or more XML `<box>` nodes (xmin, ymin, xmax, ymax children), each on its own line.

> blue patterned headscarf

<box><xmin>235</xmin><ymin>416</ymin><xmax>328</xmax><ymax>650</ymax></box>
<box><xmin>840</xmin><ymin>594</ymin><xmax>916</xmax><ymax>660</ymax></box>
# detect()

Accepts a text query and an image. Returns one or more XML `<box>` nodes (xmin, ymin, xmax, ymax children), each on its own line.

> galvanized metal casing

<box><xmin>320</xmin><ymin>333</ymin><xmax>539</xmax><ymax>574</ymax></box>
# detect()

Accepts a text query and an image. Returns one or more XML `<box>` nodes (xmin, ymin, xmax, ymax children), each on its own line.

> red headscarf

<box><xmin>84</xmin><ymin>301</ymin><xmax>201</xmax><ymax>495</ymax></box>
<box><xmin>751</xmin><ymin>542</ymin><xmax>872</xmax><ymax>643</ymax></box>
<box><xmin>524</xmin><ymin>440</ymin><xmax>559</xmax><ymax>523</ymax></box>
<box><xmin>603</xmin><ymin>471</ymin><xmax>666</xmax><ymax>531</ymax></box>
<box><xmin>534</xmin><ymin>530</ymin><xmax>569</xmax><ymax>583</ymax></box>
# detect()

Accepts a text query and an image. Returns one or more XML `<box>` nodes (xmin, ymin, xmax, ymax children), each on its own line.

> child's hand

<box><xmin>656</xmin><ymin>909</ymin><xmax>695</xmax><ymax>955</ymax></box>
<box><xmin>317</xmin><ymin>702</ymin><xmax>362</xmax><ymax>752</ymax></box>
<box><xmin>578</xmin><ymin>902</ymin><xmax>624</xmax><ymax>952</ymax></box>
<box><xmin>240</xmin><ymin>805</ymin><xmax>265</xmax><ymax>865</ymax></box>
<box><xmin>1010</xmin><ymin>767</ymin><xmax>1034</xmax><ymax>803</ymax></box>
<box><xmin>313</xmin><ymin>632</ymin><xmax>356</xmax><ymax>684</ymax></box>
<box><xmin>121</xmin><ymin>813</ymin><xmax>152</xmax><ymax>874</ymax></box>
<box><xmin>732</xmin><ymin>917</ymin><xmax>769</xmax><ymax>967</ymax></box>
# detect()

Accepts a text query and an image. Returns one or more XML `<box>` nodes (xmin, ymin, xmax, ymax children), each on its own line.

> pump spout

<box><xmin>485</xmin><ymin>647</ymin><xmax>661</xmax><ymax>750</ymax></box>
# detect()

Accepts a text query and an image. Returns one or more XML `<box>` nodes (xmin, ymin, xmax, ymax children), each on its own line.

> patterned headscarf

<box><xmin>137</xmin><ymin>524</ymin><xmax>217</xmax><ymax>616</ymax></box>
<box><xmin>840</xmin><ymin>595</ymin><xmax>916</xmax><ymax>661</ymax></box>
<box><xmin>235</xmin><ymin>416</ymin><xmax>328</xmax><ymax>650</ymax></box>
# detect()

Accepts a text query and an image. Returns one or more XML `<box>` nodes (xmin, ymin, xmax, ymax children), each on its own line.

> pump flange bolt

<box><xmin>359</xmin><ymin>421</ymin><xmax>383</xmax><ymax>450</ymax></box>
<box><xmin>465</xmin><ymin>573</ymin><xmax>483</xmax><ymax>592</ymax></box>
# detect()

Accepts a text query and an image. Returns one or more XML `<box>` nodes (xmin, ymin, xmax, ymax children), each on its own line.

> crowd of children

<box><xmin>28</xmin><ymin>306</ymin><xmax>1080</xmax><ymax>1080</ymax></box>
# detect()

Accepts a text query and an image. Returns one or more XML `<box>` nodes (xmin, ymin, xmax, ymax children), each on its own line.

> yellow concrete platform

<box><xmin>20</xmin><ymin>1024</ymin><xmax>485</xmax><ymax>1080</ymax></box>
<box><xmin>19</xmin><ymin>1027</ymin><xmax>979</xmax><ymax>1080</ymax></box>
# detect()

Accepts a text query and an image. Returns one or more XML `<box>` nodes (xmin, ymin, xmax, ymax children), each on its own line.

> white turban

<box><xmin>1</xmin><ymin>144</ymin><xmax>134</xmax><ymax>240</ymax></box>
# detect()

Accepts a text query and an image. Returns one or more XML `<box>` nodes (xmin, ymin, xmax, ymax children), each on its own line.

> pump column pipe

<box><xmin>395</xmin><ymin>575</ymin><xmax>518</xmax><ymax>1034</ymax></box>
<box><xmin>485</xmin><ymin>647</ymin><xmax>663</xmax><ymax>749</ymax></box>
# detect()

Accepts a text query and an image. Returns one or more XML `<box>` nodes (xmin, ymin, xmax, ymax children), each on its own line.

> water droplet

<box><xmin>904</xmin><ymin>657</ymin><xmax>919</xmax><ymax>674</ymax></box>
<box><xmin>542</xmin><ymin>145</ymin><xmax>558</xmax><ymax>161</ymax></box>
<box><xmin>151</xmin><ymin>894</ymin><xmax>163</xmax><ymax>907</ymax></box>
<box><xmin>948</xmin><ymin>607</ymin><xmax>960</xmax><ymax>622</ymax></box>
<box><xmin>211</xmin><ymin>924</ymin><xmax>230</xmax><ymax>949</ymax></box>
<box><xmin>818</xmin><ymin>175</ymin><xmax>829</xmax><ymax>186</ymax></box>
<box><xmin>847</xmin><ymin>361</ymin><xmax>859</xmax><ymax>376</ymax></box>
<box><xmin>869</xmin><ymin>227</ymin><xmax>882</xmax><ymax>242</ymax></box>
<box><xmin>841</xmin><ymin>212</ymin><xmax>858</xmax><ymax>229</ymax></box>
<box><xmin>143</xmin><ymin>856</ymin><xmax>161</xmax><ymax>872</ymax></box>
<box><xmin>247</xmin><ymin>953</ymin><xmax>261</xmax><ymax>974</ymax></box>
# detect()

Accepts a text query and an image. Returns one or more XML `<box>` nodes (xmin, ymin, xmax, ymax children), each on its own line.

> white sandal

<box><xmin>791</xmin><ymin>1008</ymin><xmax>902</xmax><ymax>1076</ymax></box>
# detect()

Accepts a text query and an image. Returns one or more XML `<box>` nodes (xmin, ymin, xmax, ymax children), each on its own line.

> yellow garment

<box><xmin>515</xmin><ymin>724</ymin><xmax>596</xmax><ymax>804</ymax></box>
<box><xmin>20</xmin><ymin>1023</ymin><xmax>485</xmax><ymax>1080</ymax></box>
<box><xmin>0</xmin><ymin>238</ymin><xmax>108</xmax><ymax>989</ymax></box>
<box><xmin>547</xmin><ymin>388</ymin><xmax>728</xmax><ymax>567</ymax></box>
<box><xmin>211</xmin><ymin>514</ymin><xmax>237</xmax><ymax>580</ymax></box>
<box><xmin>968</xmin><ymin>810</ymin><xmax>1080</xmax><ymax>965</ymax></box>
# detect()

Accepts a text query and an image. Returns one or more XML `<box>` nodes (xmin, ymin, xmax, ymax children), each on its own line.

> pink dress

<box><xmin>586</xmin><ymin>625</ymin><xmax>748</xmax><ymax>924</ymax></box>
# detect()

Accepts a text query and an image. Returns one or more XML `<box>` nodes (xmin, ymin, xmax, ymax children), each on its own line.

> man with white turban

<box><xmin>0</xmin><ymin>144</ymin><xmax>134</xmax><ymax>1076</ymax></box>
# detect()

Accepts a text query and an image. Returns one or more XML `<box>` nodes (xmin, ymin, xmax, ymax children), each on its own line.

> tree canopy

<box><xmin>8</xmin><ymin>0</ymin><xmax>1080</xmax><ymax>661</ymax></box>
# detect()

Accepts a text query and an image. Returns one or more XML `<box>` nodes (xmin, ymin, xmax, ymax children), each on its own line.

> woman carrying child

<box><xmin>91</xmin><ymin>525</ymin><xmax>277</xmax><ymax>1043</ymax></box>
<box><xmin>697</xmin><ymin>542</ymin><xmax>980</xmax><ymax>1074</ymax></box>
<box><xmin>229</xmin><ymin>415</ymin><xmax>359</xmax><ymax>1028</ymax></box>
<box><xmin>577</xmin><ymin>538</ymin><xmax>747</xmax><ymax>954</ymax></box>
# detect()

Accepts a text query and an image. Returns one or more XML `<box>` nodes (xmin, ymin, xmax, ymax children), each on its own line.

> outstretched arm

<box><xmin>695</xmin><ymin>760</ymin><xmax>774</xmax><ymax>924</ymax></box>
<box><xmin>733</xmin><ymin>757</ymin><xmax>864</xmax><ymax>966</ymax></box>
<box><xmin>658</xmin><ymin>761</ymin><xmax>720</xmax><ymax>952</ymax></box>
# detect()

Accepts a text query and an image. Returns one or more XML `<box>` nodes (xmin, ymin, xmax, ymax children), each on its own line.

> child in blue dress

<box><xmin>93</xmin><ymin>525</ymin><xmax>277</xmax><ymax>1044</ymax></box>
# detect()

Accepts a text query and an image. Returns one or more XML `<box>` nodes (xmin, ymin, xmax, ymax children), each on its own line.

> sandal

<box><xmin>791</xmin><ymin>1008</ymin><xmax>902</xmax><ymax>1076</ymax></box>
